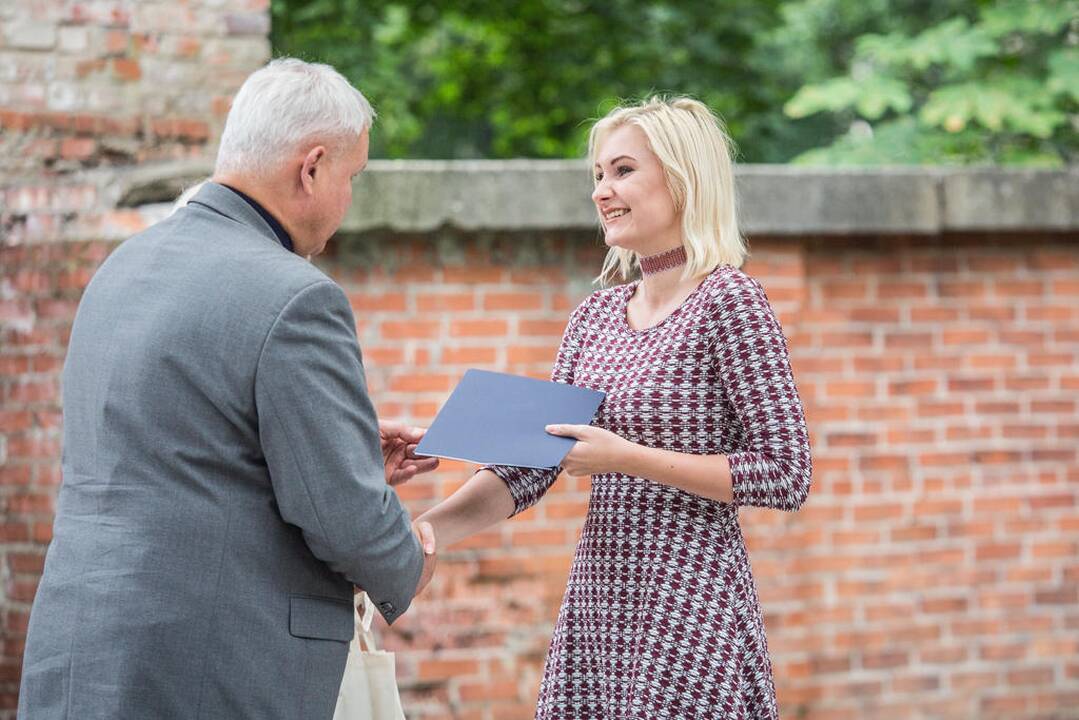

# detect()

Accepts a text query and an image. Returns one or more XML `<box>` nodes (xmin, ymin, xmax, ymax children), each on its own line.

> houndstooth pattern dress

<box><xmin>486</xmin><ymin>265</ymin><xmax>812</xmax><ymax>720</ymax></box>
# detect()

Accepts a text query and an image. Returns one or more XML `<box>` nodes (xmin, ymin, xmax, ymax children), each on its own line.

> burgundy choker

<box><xmin>638</xmin><ymin>246</ymin><xmax>687</xmax><ymax>276</ymax></box>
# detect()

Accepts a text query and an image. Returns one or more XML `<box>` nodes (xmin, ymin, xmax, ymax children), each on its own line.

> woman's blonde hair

<box><xmin>588</xmin><ymin>96</ymin><xmax>745</xmax><ymax>285</ymax></box>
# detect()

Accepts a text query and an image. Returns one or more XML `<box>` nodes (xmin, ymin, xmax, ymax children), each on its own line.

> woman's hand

<box><xmin>413</xmin><ymin>520</ymin><xmax>437</xmax><ymax>595</ymax></box>
<box><xmin>545</xmin><ymin>424</ymin><xmax>631</xmax><ymax>477</ymax></box>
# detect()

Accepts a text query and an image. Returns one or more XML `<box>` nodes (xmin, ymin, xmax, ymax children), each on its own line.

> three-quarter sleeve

<box><xmin>714</xmin><ymin>276</ymin><xmax>812</xmax><ymax>511</ymax></box>
<box><xmin>483</xmin><ymin>298</ymin><xmax>592</xmax><ymax>516</ymax></box>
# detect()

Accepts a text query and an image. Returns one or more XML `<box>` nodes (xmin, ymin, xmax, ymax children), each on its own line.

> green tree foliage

<box><xmin>272</xmin><ymin>0</ymin><xmax>801</xmax><ymax>160</ymax></box>
<box><xmin>271</xmin><ymin>0</ymin><xmax>1077</xmax><ymax>164</ymax></box>
<box><xmin>785</xmin><ymin>0</ymin><xmax>1079</xmax><ymax>165</ymax></box>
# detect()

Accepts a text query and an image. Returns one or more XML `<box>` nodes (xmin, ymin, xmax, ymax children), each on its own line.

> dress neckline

<box><xmin>617</xmin><ymin>266</ymin><xmax>723</xmax><ymax>335</ymax></box>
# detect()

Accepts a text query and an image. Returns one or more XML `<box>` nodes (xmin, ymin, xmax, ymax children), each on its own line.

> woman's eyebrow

<box><xmin>595</xmin><ymin>154</ymin><xmax>637</xmax><ymax>168</ymax></box>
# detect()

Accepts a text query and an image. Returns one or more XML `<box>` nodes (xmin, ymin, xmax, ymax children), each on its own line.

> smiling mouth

<box><xmin>604</xmin><ymin>208</ymin><xmax>630</xmax><ymax>221</ymax></box>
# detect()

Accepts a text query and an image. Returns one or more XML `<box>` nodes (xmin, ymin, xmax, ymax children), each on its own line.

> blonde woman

<box><xmin>420</xmin><ymin>97</ymin><xmax>811</xmax><ymax>719</ymax></box>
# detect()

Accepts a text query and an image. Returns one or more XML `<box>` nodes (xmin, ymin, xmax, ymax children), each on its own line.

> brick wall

<box><xmin>0</xmin><ymin>0</ymin><xmax>268</xmax><ymax>245</ymax></box>
<box><xmin>316</xmin><ymin>231</ymin><xmax>1077</xmax><ymax>720</ymax></box>
<box><xmin>2</xmin><ymin>216</ymin><xmax>1077</xmax><ymax>717</ymax></box>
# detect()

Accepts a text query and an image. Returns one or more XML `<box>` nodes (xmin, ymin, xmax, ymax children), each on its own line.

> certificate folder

<box><xmin>414</xmin><ymin>369</ymin><xmax>605</xmax><ymax>469</ymax></box>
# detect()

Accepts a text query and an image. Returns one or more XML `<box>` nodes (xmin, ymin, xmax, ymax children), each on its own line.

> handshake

<box><xmin>378</xmin><ymin>420</ymin><xmax>440</xmax><ymax>596</ymax></box>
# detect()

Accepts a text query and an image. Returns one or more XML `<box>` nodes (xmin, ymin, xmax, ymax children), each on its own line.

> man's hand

<box><xmin>379</xmin><ymin>420</ymin><xmax>439</xmax><ymax>486</ymax></box>
<box><xmin>413</xmin><ymin>520</ymin><xmax>437</xmax><ymax>596</ymax></box>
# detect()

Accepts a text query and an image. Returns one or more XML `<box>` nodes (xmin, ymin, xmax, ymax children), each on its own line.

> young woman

<box><xmin>420</xmin><ymin>97</ymin><xmax>811</xmax><ymax>719</ymax></box>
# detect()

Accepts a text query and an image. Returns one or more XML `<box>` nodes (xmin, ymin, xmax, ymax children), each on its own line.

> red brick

<box><xmin>0</xmin><ymin>467</ymin><xmax>33</xmax><ymax>486</ymax></box>
<box><xmin>416</xmin><ymin>293</ymin><xmax>475</xmax><ymax>311</ymax></box>
<box><xmin>348</xmin><ymin>292</ymin><xmax>407</xmax><ymax>312</ymax></box>
<box><xmin>888</xmin><ymin>379</ymin><xmax>936</xmax><ymax>396</ymax></box>
<box><xmin>910</xmin><ymin>306</ymin><xmax>960</xmax><ymax>322</ymax></box>
<box><xmin>6</xmin><ymin>553</ymin><xmax>45</xmax><ymax>575</ymax></box>
<box><xmin>862</xmin><ymin>650</ymin><xmax>908</xmax><ymax>669</ymax></box>
<box><xmin>976</xmin><ymin>542</ymin><xmax>1021</xmax><ymax>561</ymax></box>
<box><xmin>387</xmin><ymin>374</ymin><xmax>454</xmax><ymax>393</ymax></box>
<box><xmin>105</xmin><ymin>29</ymin><xmax>129</xmax><ymax>54</ymax></box>
<box><xmin>506</xmin><ymin>346</ymin><xmax>556</xmax><ymax>364</ymax></box>
<box><xmin>380</xmin><ymin>321</ymin><xmax>440</xmax><ymax>340</ymax></box>
<box><xmin>938</xmin><ymin>280</ymin><xmax>986</xmax><ymax>297</ymax></box>
<box><xmin>877</xmin><ymin>280</ymin><xmax>927</xmax><ymax>299</ymax></box>
<box><xmin>818</xmin><ymin>331</ymin><xmax>873</xmax><ymax>348</ymax></box>
<box><xmin>60</xmin><ymin>137</ymin><xmax>96</xmax><ymax>160</ymax></box>
<box><xmin>363</xmin><ymin>347</ymin><xmax>405</xmax><ymax>365</ymax></box>
<box><xmin>458</xmin><ymin>679</ymin><xmax>520</xmax><ymax>702</ymax></box>
<box><xmin>825</xmin><ymin>381</ymin><xmax>875</xmax><ymax>398</ymax></box>
<box><xmin>822</xmin><ymin>279</ymin><xmax>868</xmax><ymax>301</ymax></box>
<box><xmin>443</xmin><ymin>267</ymin><xmax>504</xmax><ymax>284</ymax></box>
<box><xmin>3</xmin><ymin>494</ymin><xmax>53</xmax><ymax>514</ymax></box>
<box><xmin>1007</xmin><ymin>667</ymin><xmax>1055</xmax><ymax>686</ymax></box>
<box><xmin>417</xmin><ymin>658</ymin><xmax>480</xmax><ymax>681</ymax></box>
<box><xmin>884</xmin><ymin>331</ymin><xmax>932</xmax><ymax>349</ymax></box>
<box><xmin>995</xmin><ymin>279</ymin><xmax>1044</xmax><ymax>297</ymax></box>
<box><xmin>519</xmin><ymin>320</ymin><xmax>567</xmax><ymax>337</ymax></box>
<box><xmin>451</xmin><ymin>320</ymin><xmax>508</xmax><ymax>337</ymax></box>
<box><xmin>483</xmin><ymin>292</ymin><xmax>544</xmax><ymax>311</ymax></box>
<box><xmin>112</xmin><ymin>57</ymin><xmax>141</xmax><ymax>81</ymax></box>
<box><xmin>1027</xmin><ymin>304</ymin><xmax>1074</xmax><ymax>321</ymax></box>
<box><xmin>440</xmin><ymin>346</ymin><xmax>497</xmax><ymax>364</ymax></box>
<box><xmin>176</xmin><ymin>119</ymin><xmax>209</xmax><ymax>142</ymax></box>
<box><xmin>1052</xmin><ymin>278</ymin><xmax>1079</xmax><ymax>295</ymax></box>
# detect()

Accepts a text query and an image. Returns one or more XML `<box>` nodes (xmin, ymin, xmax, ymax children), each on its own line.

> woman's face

<box><xmin>592</xmin><ymin>124</ymin><xmax>681</xmax><ymax>255</ymax></box>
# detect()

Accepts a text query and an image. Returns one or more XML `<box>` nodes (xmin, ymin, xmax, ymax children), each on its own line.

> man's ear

<box><xmin>299</xmin><ymin>146</ymin><xmax>326</xmax><ymax>195</ymax></box>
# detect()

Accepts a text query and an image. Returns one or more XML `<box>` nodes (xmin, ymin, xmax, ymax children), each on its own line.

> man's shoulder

<box><xmin>94</xmin><ymin>205</ymin><xmax>340</xmax><ymax>327</ymax></box>
<box><xmin>171</xmin><ymin>203</ymin><xmax>331</xmax><ymax>291</ymax></box>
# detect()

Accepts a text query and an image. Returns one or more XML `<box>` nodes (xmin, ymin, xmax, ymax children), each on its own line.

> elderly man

<box><xmin>19</xmin><ymin>58</ymin><xmax>436</xmax><ymax>719</ymax></box>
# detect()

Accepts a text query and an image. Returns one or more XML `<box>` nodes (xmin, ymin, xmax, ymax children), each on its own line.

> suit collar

<box><xmin>188</xmin><ymin>182</ymin><xmax>293</xmax><ymax>252</ymax></box>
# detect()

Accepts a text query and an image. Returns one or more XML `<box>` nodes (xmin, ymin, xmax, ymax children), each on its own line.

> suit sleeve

<box><xmin>254</xmin><ymin>279</ymin><xmax>422</xmax><ymax>624</ymax></box>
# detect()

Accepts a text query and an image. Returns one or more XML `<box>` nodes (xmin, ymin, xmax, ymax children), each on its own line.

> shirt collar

<box><xmin>220</xmin><ymin>184</ymin><xmax>294</xmax><ymax>253</ymax></box>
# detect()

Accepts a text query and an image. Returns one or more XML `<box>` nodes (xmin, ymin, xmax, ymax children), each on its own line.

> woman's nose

<box><xmin>592</xmin><ymin>180</ymin><xmax>610</xmax><ymax>203</ymax></box>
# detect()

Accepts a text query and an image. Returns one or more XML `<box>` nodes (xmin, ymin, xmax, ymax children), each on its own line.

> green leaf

<box><xmin>922</xmin><ymin>81</ymin><xmax>1067</xmax><ymax>137</ymax></box>
<box><xmin>784</xmin><ymin>72</ymin><xmax>911</xmax><ymax>121</ymax></box>
<box><xmin>908</xmin><ymin>18</ymin><xmax>997</xmax><ymax>71</ymax></box>
<box><xmin>854</xmin><ymin>75</ymin><xmax>913</xmax><ymax>119</ymax></box>
<box><xmin>979</xmin><ymin>0</ymin><xmax>1079</xmax><ymax>38</ymax></box>
<box><xmin>791</xmin><ymin>116</ymin><xmax>1064</xmax><ymax>166</ymax></box>
<box><xmin>855</xmin><ymin>32</ymin><xmax>912</xmax><ymax>68</ymax></box>
<box><xmin>784</xmin><ymin>77</ymin><xmax>863</xmax><ymax>118</ymax></box>
<box><xmin>1048</xmin><ymin>47</ymin><xmax>1079</xmax><ymax>102</ymax></box>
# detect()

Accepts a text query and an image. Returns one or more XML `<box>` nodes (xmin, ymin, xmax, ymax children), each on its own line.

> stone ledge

<box><xmin>109</xmin><ymin>160</ymin><xmax>1079</xmax><ymax>236</ymax></box>
<box><xmin>349</xmin><ymin>163</ymin><xmax>1079</xmax><ymax>235</ymax></box>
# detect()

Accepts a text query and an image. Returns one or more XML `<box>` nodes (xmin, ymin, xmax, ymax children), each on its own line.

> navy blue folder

<box><xmin>414</xmin><ymin>369</ymin><xmax>606</xmax><ymax>469</ymax></box>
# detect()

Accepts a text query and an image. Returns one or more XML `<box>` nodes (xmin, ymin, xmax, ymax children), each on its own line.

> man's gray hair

<box><xmin>215</xmin><ymin>57</ymin><xmax>376</xmax><ymax>176</ymax></box>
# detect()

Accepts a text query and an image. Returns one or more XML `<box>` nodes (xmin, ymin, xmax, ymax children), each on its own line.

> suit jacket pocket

<box><xmin>289</xmin><ymin>595</ymin><xmax>353</xmax><ymax>642</ymax></box>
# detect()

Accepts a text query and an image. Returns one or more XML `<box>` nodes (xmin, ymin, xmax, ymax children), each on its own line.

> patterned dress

<box><xmin>486</xmin><ymin>265</ymin><xmax>812</xmax><ymax>720</ymax></box>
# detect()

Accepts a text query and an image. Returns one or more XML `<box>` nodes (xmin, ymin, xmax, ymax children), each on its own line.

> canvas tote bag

<box><xmin>333</xmin><ymin>592</ymin><xmax>407</xmax><ymax>720</ymax></box>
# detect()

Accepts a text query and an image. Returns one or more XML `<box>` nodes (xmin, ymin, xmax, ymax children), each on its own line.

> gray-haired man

<box><xmin>19</xmin><ymin>58</ymin><xmax>436</xmax><ymax>719</ymax></box>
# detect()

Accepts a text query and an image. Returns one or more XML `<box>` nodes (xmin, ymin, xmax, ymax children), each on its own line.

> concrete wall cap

<box><xmin>110</xmin><ymin>160</ymin><xmax>1078</xmax><ymax>235</ymax></box>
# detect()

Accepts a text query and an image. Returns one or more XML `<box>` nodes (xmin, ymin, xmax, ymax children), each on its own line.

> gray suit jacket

<box><xmin>18</xmin><ymin>183</ymin><xmax>423</xmax><ymax>719</ymax></box>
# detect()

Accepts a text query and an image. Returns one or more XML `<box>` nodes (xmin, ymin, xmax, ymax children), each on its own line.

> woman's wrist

<box><xmin>615</xmin><ymin>439</ymin><xmax>651</xmax><ymax>478</ymax></box>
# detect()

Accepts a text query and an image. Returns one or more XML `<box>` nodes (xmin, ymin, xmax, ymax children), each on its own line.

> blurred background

<box><xmin>1</xmin><ymin>1</ymin><xmax>1077</xmax><ymax>719</ymax></box>
<box><xmin>271</xmin><ymin>0</ymin><xmax>1078</xmax><ymax>164</ymax></box>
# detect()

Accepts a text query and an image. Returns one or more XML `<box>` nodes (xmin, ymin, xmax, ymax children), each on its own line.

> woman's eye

<box><xmin>594</xmin><ymin>172</ymin><xmax>604</xmax><ymax>182</ymax></box>
<box><xmin>616</xmin><ymin>165</ymin><xmax>633</xmax><ymax>176</ymax></box>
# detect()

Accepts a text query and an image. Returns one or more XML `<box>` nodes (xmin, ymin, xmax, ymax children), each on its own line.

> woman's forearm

<box><xmin>617</xmin><ymin>444</ymin><xmax>734</xmax><ymax>503</ymax></box>
<box><xmin>417</xmin><ymin>469</ymin><xmax>515</xmax><ymax>549</ymax></box>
